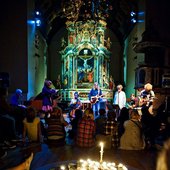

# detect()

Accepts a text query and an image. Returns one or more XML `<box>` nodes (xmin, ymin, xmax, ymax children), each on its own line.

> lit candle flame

<box><xmin>100</xmin><ymin>142</ymin><xmax>104</xmax><ymax>163</ymax></box>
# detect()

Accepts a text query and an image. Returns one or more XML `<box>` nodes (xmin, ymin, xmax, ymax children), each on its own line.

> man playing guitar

<box><xmin>139</xmin><ymin>83</ymin><xmax>155</xmax><ymax>115</ymax></box>
<box><xmin>89</xmin><ymin>82</ymin><xmax>103</xmax><ymax>118</ymax></box>
<box><xmin>69</xmin><ymin>91</ymin><xmax>82</xmax><ymax>118</ymax></box>
<box><xmin>139</xmin><ymin>83</ymin><xmax>157</xmax><ymax>148</ymax></box>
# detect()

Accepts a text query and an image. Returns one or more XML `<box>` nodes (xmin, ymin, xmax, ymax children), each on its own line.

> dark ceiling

<box><xmin>35</xmin><ymin>0</ymin><xmax>138</xmax><ymax>45</ymax></box>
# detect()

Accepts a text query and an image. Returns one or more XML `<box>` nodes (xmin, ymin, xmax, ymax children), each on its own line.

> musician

<box><xmin>127</xmin><ymin>93</ymin><xmax>138</xmax><ymax>109</ymax></box>
<box><xmin>139</xmin><ymin>83</ymin><xmax>157</xmax><ymax>149</ymax></box>
<box><xmin>113</xmin><ymin>84</ymin><xmax>126</xmax><ymax>109</ymax></box>
<box><xmin>139</xmin><ymin>83</ymin><xmax>155</xmax><ymax>107</ymax></box>
<box><xmin>89</xmin><ymin>82</ymin><xmax>103</xmax><ymax>118</ymax></box>
<box><xmin>41</xmin><ymin>80</ymin><xmax>58</xmax><ymax>118</ymax></box>
<box><xmin>69</xmin><ymin>91</ymin><xmax>82</xmax><ymax>118</ymax></box>
<box><xmin>113</xmin><ymin>84</ymin><xmax>126</xmax><ymax>118</ymax></box>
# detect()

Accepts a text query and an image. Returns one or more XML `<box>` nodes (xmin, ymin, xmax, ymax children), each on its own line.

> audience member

<box><xmin>120</xmin><ymin>109</ymin><xmax>145</xmax><ymax>150</ymax></box>
<box><xmin>22</xmin><ymin>107</ymin><xmax>42</xmax><ymax>144</ymax></box>
<box><xmin>68</xmin><ymin>109</ymin><xmax>83</xmax><ymax>143</ymax></box>
<box><xmin>95</xmin><ymin>108</ymin><xmax>107</xmax><ymax>135</ymax></box>
<box><xmin>103</xmin><ymin>110</ymin><xmax>119</xmax><ymax>148</ymax></box>
<box><xmin>117</xmin><ymin>107</ymin><xmax>129</xmax><ymax>138</ymax></box>
<box><xmin>10</xmin><ymin>88</ymin><xmax>26</xmax><ymax>136</ymax></box>
<box><xmin>46</xmin><ymin>107</ymin><xmax>68</xmax><ymax>146</ymax></box>
<box><xmin>10</xmin><ymin>89</ymin><xmax>24</xmax><ymax>107</ymax></box>
<box><xmin>76</xmin><ymin>108</ymin><xmax>96</xmax><ymax>147</ymax></box>
<box><xmin>156</xmin><ymin>138</ymin><xmax>170</xmax><ymax>170</ymax></box>
<box><xmin>0</xmin><ymin>87</ymin><xmax>16</xmax><ymax>149</ymax></box>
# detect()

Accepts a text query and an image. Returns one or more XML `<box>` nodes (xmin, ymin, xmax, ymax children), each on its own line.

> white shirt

<box><xmin>113</xmin><ymin>91</ymin><xmax>126</xmax><ymax>109</ymax></box>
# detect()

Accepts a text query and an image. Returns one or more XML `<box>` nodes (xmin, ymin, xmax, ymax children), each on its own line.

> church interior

<box><xmin>0</xmin><ymin>0</ymin><xmax>170</xmax><ymax>169</ymax></box>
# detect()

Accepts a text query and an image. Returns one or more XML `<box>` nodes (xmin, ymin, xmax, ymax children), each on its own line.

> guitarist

<box><xmin>69</xmin><ymin>91</ymin><xmax>82</xmax><ymax>118</ymax></box>
<box><xmin>139</xmin><ymin>83</ymin><xmax>157</xmax><ymax>149</ymax></box>
<box><xmin>89</xmin><ymin>82</ymin><xmax>103</xmax><ymax>118</ymax></box>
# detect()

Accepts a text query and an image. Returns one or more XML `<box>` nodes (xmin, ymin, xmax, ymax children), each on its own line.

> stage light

<box><xmin>131</xmin><ymin>18</ymin><xmax>136</xmax><ymax>23</ymax></box>
<box><xmin>138</xmin><ymin>19</ymin><xmax>144</xmax><ymax>23</ymax></box>
<box><xmin>130</xmin><ymin>11</ymin><xmax>136</xmax><ymax>17</ymax></box>
<box><xmin>35</xmin><ymin>11</ymin><xmax>40</xmax><ymax>16</ymax></box>
<box><xmin>138</xmin><ymin>11</ymin><xmax>145</xmax><ymax>16</ymax></box>
<box><xmin>35</xmin><ymin>19</ymin><xmax>41</xmax><ymax>27</ymax></box>
<box><xmin>27</xmin><ymin>20</ymin><xmax>35</xmax><ymax>25</ymax></box>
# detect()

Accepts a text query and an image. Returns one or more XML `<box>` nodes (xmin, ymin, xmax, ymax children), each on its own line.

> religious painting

<box><xmin>77</xmin><ymin>56</ymin><xmax>94</xmax><ymax>88</ymax></box>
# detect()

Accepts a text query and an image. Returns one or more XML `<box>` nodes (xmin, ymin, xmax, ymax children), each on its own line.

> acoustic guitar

<box><xmin>138</xmin><ymin>96</ymin><xmax>158</xmax><ymax>115</ymax></box>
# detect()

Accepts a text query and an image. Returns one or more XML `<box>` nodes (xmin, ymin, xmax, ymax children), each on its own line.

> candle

<box><xmin>60</xmin><ymin>165</ymin><xmax>65</xmax><ymax>170</ymax></box>
<box><xmin>100</xmin><ymin>142</ymin><xmax>104</xmax><ymax>163</ymax></box>
<box><xmin>100</xmin><ymin>142</ymin><xmax>104</xmax><ymax>153</ymax></box>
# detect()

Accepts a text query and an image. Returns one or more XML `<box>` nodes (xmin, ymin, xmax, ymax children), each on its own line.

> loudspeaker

<box><xmin>0</xmin><ymin>72</ymin><xmax>10</xmax><ymax>88</ymax></box>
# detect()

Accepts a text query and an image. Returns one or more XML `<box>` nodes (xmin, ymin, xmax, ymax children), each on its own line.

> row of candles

<box><xmin>60</xmin><ymin>142</ymin><xmax>128</xmax><ymax>170</ymax></box>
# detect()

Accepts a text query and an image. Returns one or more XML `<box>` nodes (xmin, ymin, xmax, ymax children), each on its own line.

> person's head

<box><xmin>84</xmin><ymin>108</ymin><xmax>94</xmax><ymax>120</ymax></box>
<box><xmin>15</xmin><ymin>89</ymin><xmax>22</xmax><ymax>96</ymax></box>
<box><xmin>51</xmin><ymin>107</ymin><xmax>62</xmax><ymax>118</ymax></box>
<box><xmin>144</xmin><ymin>83</ymin><xmax>153</xmax><ymax>92</ymax></box>
<box><xmin>26</xmin><ymin>107</ymin><xmax>36</xmax><ymax>123</ymax></box>
<box><xmin>44</xmin><ymin>80</ymin><xmax>52</xmax><ymax>88</ymax></box>
<box><xmin>74</xmin><ymin>109</ymin><xmax>83</xmax><ymax>120</ymax></box>
<box><xmin>74</xmin><ymin>91</ymin><xmax>79</xmax><ymax>99</ymax></box>
<box><xmin>117</xmin><ymin>84</ymin><xmax>123</xmax><ymax>92</ymax></box>
<box><xmin>94</xmin><ymin>82</ymin><xmax>99</xmax><ymax>90</ymax></box>
<box><xmin>129</xmin><ymin>109</ymin><xmax>140</xmax><ymax>120</ymax></box>
<box><xmin>37</xmin><ymin>110</ymin><xmax>46</xmax><ymax>119</ymax></box>
<box><xmin>107</xmin><ymin>110</ymin><xmax>116</xmax><ymax>121</ymax></box>
<box><xmin>130</xmin><ymin>93</ymin><xmax>135</xmax><ymax>100</ymax></box>
<box><xmin>156</xmin><ymin>139</ymin><xmax>170</xmax><ymax>170</ymax></box>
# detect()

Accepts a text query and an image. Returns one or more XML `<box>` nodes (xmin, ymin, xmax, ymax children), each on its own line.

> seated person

<box><xmin>69</xmin><ymin>91</ymin><xmax>82</xmax><ymax>118</ymax></box>
<box><xmin>120</xmin><ymin>109</ymin><xmax>145</xmax><ymax>150</ymax></box>
<box><xmin>95</xmin><ymin>108</ymin><xmax>107</xmax><ymax>135</ymax></box>
<box><xmin>10</xmin><ymin>89</ymin><xmax>25</xmax><ymax>107</ymax></box>
<box><xmin>0</xmin><ymin>87</ymin><xmax>17</xmax><ymax>149</ymax></box>
<box><xmin>23</xmin><ymin>107</ymin><xmax>42</xmax><ymax>143</ymax></box>
<box><xmin>127</xmin><ymin>93</ymin><xmax>138</xmax><ymax>109</ymax></box>
<box><xmin>156</xmin><ymin>138</ymin><xmax>170</xmax><ymax>170</ymax></box>
<box><xmin>46</xmin><ymin>107</ymin><xmax>68</xmax><ymax>146</ymax></box>
<box><xmin>10</xmin><ymin>88</ymin><xmax>26</xmax><ymax>135</ymax></box>
<box><xmin>68</xmin><ymin>109</ymin><xmax>83</xmax><ymax>143</ymax></box>
<box><xmin>103</xmin><ymin>110</ymin><xmax>119</xmax><ymax>148</ymax></box>
<box><xmin>76</xmin><ymin>108</ymin><xmax>96</xmax><ymax>148</ymax></box>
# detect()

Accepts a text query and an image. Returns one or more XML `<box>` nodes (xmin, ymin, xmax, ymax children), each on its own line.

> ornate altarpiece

<box><xmin>60</xmin><ymin>20</ymin><xmax>113</xmax><ymax>101</ymax></box>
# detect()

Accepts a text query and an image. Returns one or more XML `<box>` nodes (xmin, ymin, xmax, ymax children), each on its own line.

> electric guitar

<box><xmin>90</xmin><ymin>92</ymin><xmax>108</xmax><ymax>104</ymax></box>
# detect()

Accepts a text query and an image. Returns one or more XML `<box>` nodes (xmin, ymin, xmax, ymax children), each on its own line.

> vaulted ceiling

<box><xmin>35</xmin><ymin>0</ymin><xmax>138</xmax><ymax>45</ymax></box>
